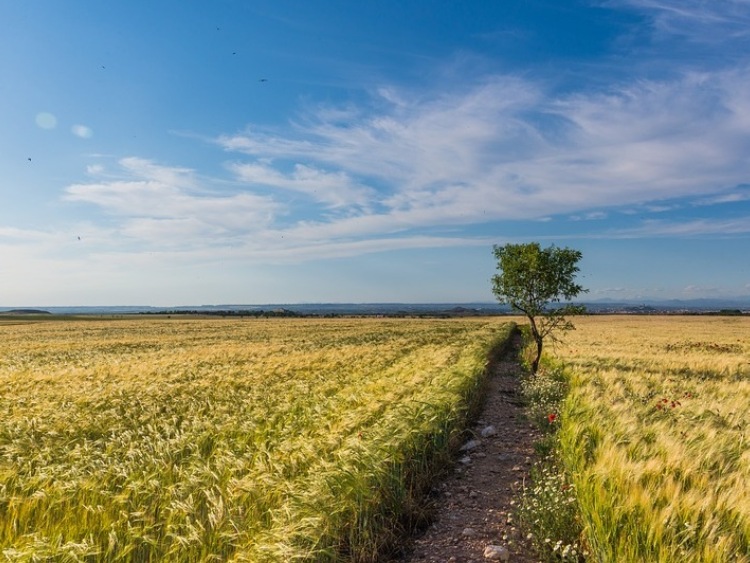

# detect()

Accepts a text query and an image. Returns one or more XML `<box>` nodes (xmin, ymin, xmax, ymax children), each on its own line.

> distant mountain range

<box><xmin>2</xmin><ymin>297</ymin><xmax>749</xmax><ymax>316</ymax></box>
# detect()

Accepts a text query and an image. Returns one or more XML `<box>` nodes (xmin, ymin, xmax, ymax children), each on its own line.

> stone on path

<box><xmin>460</xmin><ymin>439</ymin><xmax>481</xmax><ymax>451</ymax></box>
<box><xmin>481</xmin><ymin>425</ymin><xmax>497</xmax><ymax>437</ymax></box>
<box><xmin>483</xmin><ymin>544</ymin><xmax>510</xmax><ymax>560</ymax></box>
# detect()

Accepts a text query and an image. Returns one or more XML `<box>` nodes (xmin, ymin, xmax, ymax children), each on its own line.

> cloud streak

<box><xmin>64</xmin><ymin>158</ymin><xmax>281</xmax><ymax>247</ymax></box>
<box><xmin>230</xmin><ymin>161</ymin><xmax>373</xmax><ymax>209</ymax></box>
<box><xmin>614</xmin><ymin>217</ymin><xmax>750</xmax><ymax>238</ymax></box>
<box><xmin>216</xmin><ymin>67</ymin><xmax>750</xmax><ymax>242</ymax></box>
<box><xmin>57</xmin><ymin>59</ymin><xmax>750</xmax><ymax>266</ymax></box>
<box><xmin>607</xmin><ymin>0</ymin><xmax>750</xmax><ymax>42</ymax></box>
<box><xmin>52</xmin><ymin>1</ymin><xmax>750</xmax><ymax>268</ymax></box>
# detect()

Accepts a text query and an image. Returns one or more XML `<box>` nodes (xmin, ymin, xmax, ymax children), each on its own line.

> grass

<box><xmin>514</xmin><ymin>334</ymin><xmax>587</xmax><ymax>562</ymax></box>
<box><xmin>0</xmin><ymin>317</ymin><xmax>514</xmax><ymax>562</ymax></box>
<box><xmin>549</xmin><ymin>315</ymin><xmax>750</xmax><ymax>562</ymax></box>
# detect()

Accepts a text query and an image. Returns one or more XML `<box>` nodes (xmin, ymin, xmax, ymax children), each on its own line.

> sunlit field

<box><xmin>0</xmin><ymin>317</ymin><xmax>512</xmax><ymax>562</ymax></box>
<box><xmin>553</xmin><ymin>316</ymin><xmax>750</xmax><ymax>562</ymax></box>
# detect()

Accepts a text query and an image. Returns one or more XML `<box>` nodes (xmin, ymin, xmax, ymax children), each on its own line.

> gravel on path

<box><xmin>389</xmin><ymin>334</ymin><xmax>542</xmax><ymax>563</ymax></box>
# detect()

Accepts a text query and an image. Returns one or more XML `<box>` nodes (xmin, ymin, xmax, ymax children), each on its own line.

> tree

<box><xmin>492</xmin><ymin>242</ymin><xmax>587</xmax><ymax>373</ymax></box>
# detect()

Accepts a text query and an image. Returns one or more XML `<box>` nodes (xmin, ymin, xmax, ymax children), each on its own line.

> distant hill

<box><xmin>1</xmin><ymin>297</ymin><xmax>749</xmax><ymax>317</ymax></box>
<box><xmin>0</xmin><ymin>308</ymin><xmax>52</xmax><ymax>315</ymax></box>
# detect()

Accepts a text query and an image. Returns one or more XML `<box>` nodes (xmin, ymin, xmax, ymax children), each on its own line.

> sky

<box><xmin>2</xmin><ymin>0</ymin><xmax>750</xmax><ymax>306</ymax></box>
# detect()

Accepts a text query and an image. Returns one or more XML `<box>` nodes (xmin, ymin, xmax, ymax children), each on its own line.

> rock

<box><xmin>459</xmin><ymin>455</ymin><xmax>472</xmax><ymax>465</ymax></box>
<box><xmin>462</xmin><ymin>527</ymin><xmax>477</xmax><ymax>537</ymax></box>
<box><xmin>483</xmin><ymin>544</ymin><xmax>510</xmax><ymax>560</ymax></box>
<box><xmin>481</xmin><ymin>425</ymin><xmax>497</xmax><ymax>437</ymax></box>
<box><xmin>460</xmin><ymin>439</ymin><xmax>481</xmax><ymax>451</ymax></box>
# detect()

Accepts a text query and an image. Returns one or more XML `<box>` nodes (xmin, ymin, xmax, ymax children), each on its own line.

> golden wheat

<box><xmin>550</xmin><ymin>315</ymin><xmax>750</xmax><ymax>562</ymax></box>
<box><xmin>0</xmin><ymin>317</ymin><xmax>511</xmax><ymax>561</ymax></box>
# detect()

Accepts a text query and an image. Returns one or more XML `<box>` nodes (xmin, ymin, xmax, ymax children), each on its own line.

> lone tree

<box><xmin>492</xmin><ymin>242</ymin><xmax>587</xmax><ymax>373</ymax></box>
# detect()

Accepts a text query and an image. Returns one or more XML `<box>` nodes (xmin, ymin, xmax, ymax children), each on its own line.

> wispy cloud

<box><xmin>612</xmin><ymin>217</ymin><xmax>750</xmax><ymax>238</ymax></box>
<box><xmin>607</xmin><ymin>0</ymin><xmax>750</xmax><ymax>41</ymax></box>
<box><xmin>65</xmin><ymin>158</ymin><xmax>280</xmax><ymax>245</ymax></box>
<box><xmin>230</xmin><ymin>161</ymin><xmax>373</xmax><ymax>209</ymax></box>
<box><xmin>570</xmin><ymin>211</ymin><xmax>608</xmax><ymax>221</ymax></box>
<box><xmin>56</xmin><ymin>59</ymin><xmax>750</xmax><ymax>266</ymax></box>
<box><xmin>0</xmin><ymin>226</ymin><xmax>51</xmax><ymax>242</ymax></box>
<box><xmin>217</xmin><ymin>67</ymin><xmax>750</xmax><ymax>238</ymax></box>
<box><xmin>59</xmin><ymin>156</ymin><xmax>491</xmax><ymax>263</ymax></box>
<box><xmin>223</xmin><ymin>234</ymin><xmax>490</xmax><ymax>264</ymax></box>
<box><xmin>51</xmin><ymin>1</ymin><xmax>750</xmax><ymax>267</ymax></box>
<box><xmin>693</xmin><ymin>184</ymin><xmax>750</xmax><ymax>206</ymax></box>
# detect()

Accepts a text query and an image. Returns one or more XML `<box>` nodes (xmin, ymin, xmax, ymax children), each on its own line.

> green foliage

<box><xmin>521</xmin><ymin>368</ymin><xmax>570</xmax><ymax>427</ymax></box>
<box><xmin>516</xmin><ymin>364</ymin><xmax>587</xmax><ymax>562</ymax></box>
<box><xmin>517</xmin><ymin>456</ymin><xmax>586</xmax><ymax>562</ymax></box>
<box><xmin>492</xmin><ymin>242</ymin><xmax>586</xmax><ymax>372</ymax></box>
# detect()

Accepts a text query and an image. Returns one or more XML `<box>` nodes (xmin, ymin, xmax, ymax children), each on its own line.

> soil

<box><xmin>388</xmin><ymin>334</ymin><xmax>543</xmax><ymax>563</ymax></box>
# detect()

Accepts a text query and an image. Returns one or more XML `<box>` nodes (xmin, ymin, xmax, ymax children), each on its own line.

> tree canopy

<box><xmin>492</xmin><ymin>242</ymin><xmax>587</xmax><ymax>373</ymax></box>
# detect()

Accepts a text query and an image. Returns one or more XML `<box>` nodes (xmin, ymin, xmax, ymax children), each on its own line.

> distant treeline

<box><xmin>137</xmin><ymin>307</ymin><xmax>749</xmax><ymax>318</ymax></box>
<box><xmin>139</xmin><ymin>309</ymin><xmax>304</xmax><ymax>318</ymax></box>
<box><xmin>137</xmin><ymin>307</ymin><xmax>496</xmax><ymax>319</ymax></box>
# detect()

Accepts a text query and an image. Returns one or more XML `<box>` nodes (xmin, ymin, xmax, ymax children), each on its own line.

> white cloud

<box><xmin>221</xmin><ymin>234</ymin><xmax>490</xmax><ymax>264</ymax></box>
<box><xmin>570</xmin><ymin>211</ymin><xmax>608</xmax><ymax>221</ymax></box>
<box><xmin>217</xmin><ymin>67</ymin><xmax>750</xmax><ymax>239</ymax></box>
<box><xmin>50</xmin><ymin>22</ymin><xmax>750</xmax><ymax>270</ymax></box>
<box><xmin>64</xmin><ymin>158</ymin><xmax>281</xmax><ymax>249</ymax></box>
<box><xmin>0</xmin><ymin>226</ymin><xmax>53</xmax><ymax>242</ymax></box>
<box><xmin>47</xmin><ymin>58</ymin><xmax>750</xmax><ymax>272</ymax></box>
<box><xmin>230</xmin><ymin>161</ymin><xmax>373</xmax><ymax>208</ymax></box>
<box><xmin>71</xmin><ymin>124</ymin><xmax>93</xmax><ymax>139</ymax></box>
<box><xmin>644</xmin><ymin>204</ymin><xmax>678</xmax><ymax>213</ymax></box>
<box><xmin>607</xmin><ymin>0</ymin><xmax>750</xmax><ymax>42</ymax></box>
<box><xmin>219</xmin><ymin>76</ymin><xmax>541</xmax><ymax>185</ymax></box>
<box><xmin>694</xmin><ymin>185</ymin><xmax>750</xmax><ymax>205</ymax></box>
<box><xmin>612</xmin><ymin>217</ymin><xmax>750</xmax><ymax>238</ymax></box>
<box><xmin>53</xmin><ymin>155</ymin><xmax>497</xmax><ymax>266</ymax></box>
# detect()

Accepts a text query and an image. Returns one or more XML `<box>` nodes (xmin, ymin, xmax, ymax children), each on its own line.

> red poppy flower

<box><xmin>547</xmin><ymin>413</ymin><xmax>558</xmax><ymax>423</ymax></box>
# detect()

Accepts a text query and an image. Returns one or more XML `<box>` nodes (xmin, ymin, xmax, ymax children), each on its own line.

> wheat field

<box><xmin>552</xmin><ymin>315</ymin><xmax>750</xmax><ymax>562</ymax></box>
<box><xmin>0</xmin><ymin>317</ymin><xmax>512</xmax><ymax>562</ymax></box>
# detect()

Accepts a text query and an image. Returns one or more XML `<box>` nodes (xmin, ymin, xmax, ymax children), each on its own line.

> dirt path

<box><xmin>389</xmin><ymin>334</ymin><xmax>542</xmax><ymax>563</ymax></box>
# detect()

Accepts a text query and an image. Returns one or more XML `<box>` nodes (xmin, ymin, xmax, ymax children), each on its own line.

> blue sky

<box><xmin>2</xmin><ymin>1</ymin><xmax>750</xmax><ymax>306</ymax></box>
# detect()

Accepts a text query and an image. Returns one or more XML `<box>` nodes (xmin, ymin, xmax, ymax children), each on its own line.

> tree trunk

<box><xmin>527</xmin><ymin>315</ymin><xmax>543</xmax><ymax>373</ymax></box>
<box><xmin>531</xmin><ymin>333</ymin><xmax>543</xmax><ymax>373</ymax></box>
